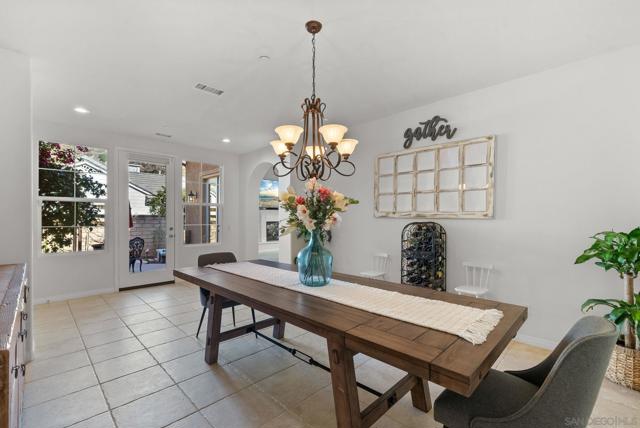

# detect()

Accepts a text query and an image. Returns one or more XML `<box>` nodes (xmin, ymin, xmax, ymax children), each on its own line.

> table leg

<box><xmin>410</xmin><ymin>377</ymin><xmax>432</xmax><ymax>412</ymax></box>
<box><xmin>327</xmin><ymin>336</ymin><xmax>361</xmax><ymax>428</ymax></box>
<box><xmin>272</xmin><ymin>319</ymin><xmax>286</xmax><ymax>339</ymax></box>
<box><xmin>204</xmin><ymin>293</ymin><xmax>223</xmax><ymax>364</ymax></box>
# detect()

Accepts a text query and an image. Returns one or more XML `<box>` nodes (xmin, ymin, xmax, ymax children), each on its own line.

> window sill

<box><xmin>37</xmin><ymin>249</ymin><xmax>110</xmax><ymax>258</ymax></box>
<box><xmin>181</xmin><ymin>242</ymin><xmax>222</xmax><ymax>248</ymax></box>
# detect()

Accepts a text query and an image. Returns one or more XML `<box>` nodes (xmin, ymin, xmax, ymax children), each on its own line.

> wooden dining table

<box><xmin>174</xmin><ymin>260</ymin><xmax>527</xmax><ymax>428</ymax></box>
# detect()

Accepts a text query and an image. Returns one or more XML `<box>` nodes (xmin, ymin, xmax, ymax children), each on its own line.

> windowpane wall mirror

<box><xmin>374</xmin><ymin>136</ymin><xmax>495</xmax><ymax>218</ymax></box>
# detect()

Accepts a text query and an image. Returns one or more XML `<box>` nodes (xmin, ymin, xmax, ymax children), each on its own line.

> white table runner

<box><xmin>207</xmin><ymin>262</ymin><xmax>503</xmax><ymax>345</ymax></box>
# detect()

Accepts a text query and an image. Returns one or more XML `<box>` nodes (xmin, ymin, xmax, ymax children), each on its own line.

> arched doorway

<box><xmin>258</xmin><ymin>169</ymin><xmax>279</xmax><ymax>261</ymax></box>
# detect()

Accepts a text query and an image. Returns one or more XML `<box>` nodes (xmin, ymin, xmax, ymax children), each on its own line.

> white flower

<box><xmin>287</xmin><ymin>185</ymin><xmax>295</xmax><ymax>195</ymax></box>
<box><xmin>296</xmin><ymin>206</ymin><xmax>312</xmax><ymax>226</ymax></box>
<box><xmin>296</xmin><ymin>204</ymin><xmax>309</xmax><ymax>218</ymax></box>
<box><xmin>331</xmin><ymin>213</ymin><xmax>342</xmax><ymax>226</ymax></box>
<box><xmin>304</xmin><ymin>218</ymin><xmax>316</xmax><ymax>231</ymax></box>
<box><xmin>305</xmin><ymin>177</ymin><xmax>317</xmax><ymax>192</ymax></box>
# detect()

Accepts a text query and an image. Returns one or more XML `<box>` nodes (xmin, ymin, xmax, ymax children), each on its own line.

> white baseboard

<box><xmin>515</xmin><ymin>333</ymin><xmax>557</xmax><ymax>350</ymax></box>
<box><xmin>33</xmin><ymin>287</ymin><xmax>116</xmax><ymax>305</ymax></box>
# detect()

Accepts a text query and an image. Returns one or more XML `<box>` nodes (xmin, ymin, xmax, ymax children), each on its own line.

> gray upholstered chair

<box><xmin>196</xmin><ymin>252</ymin><xmax>253</xmax><ymax>338</ymax></box>
<box><xmin>434</xmin><ymin>316</ymin><xmax>617</xmax><ymax>428</ymax></box>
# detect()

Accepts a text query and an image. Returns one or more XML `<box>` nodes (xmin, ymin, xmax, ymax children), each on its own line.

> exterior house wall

<box><xmin>128</xmin><ymin>187</ymin><xmax>150</xmax><ymax>215</ymax></box>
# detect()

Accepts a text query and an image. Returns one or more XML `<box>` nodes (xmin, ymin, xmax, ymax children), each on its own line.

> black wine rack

<box><xmin>401</xmin><ymin>222</ymin><xmax>446</xmax><ymax>291</ymax></box>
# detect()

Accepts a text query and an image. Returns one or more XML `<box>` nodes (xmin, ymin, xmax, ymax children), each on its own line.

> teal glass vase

<box><xmin>297</xmin><ymin>230</ymin><xmax>333</xmax><ymax>287</ymax></box>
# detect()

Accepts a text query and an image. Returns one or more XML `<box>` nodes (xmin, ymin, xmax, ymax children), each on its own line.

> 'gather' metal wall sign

<box><xmin>403</xmin><ymin>115</ymin><xmax>457</xmax><ymax>149</ymax></box>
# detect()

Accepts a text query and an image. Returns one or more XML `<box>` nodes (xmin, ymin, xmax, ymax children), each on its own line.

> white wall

<box><xmin>0</xmin><ymin>48</ymin><xmax>31</xmax><ymax>265</ymax></box>
<box><xmin>325</xmin><ymin>46</ymin><xmax>640</xmax><ymax>347</ymax></box>
<box><xmin>32</xmin><ymin>121</ymin><xmax>242</xmax><ymax>302</ymax></box>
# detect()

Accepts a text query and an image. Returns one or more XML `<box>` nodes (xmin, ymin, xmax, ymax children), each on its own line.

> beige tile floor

<box><xmin>26</xmin><ymin>280</ymin><xmax>640</xmax><ymax>428</ymax></box>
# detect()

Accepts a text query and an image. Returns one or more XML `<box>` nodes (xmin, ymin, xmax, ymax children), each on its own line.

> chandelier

<box><xmin>270</xmin><ymin>20</ymin><xmax>358</xmax><ymax>181</ymax></box>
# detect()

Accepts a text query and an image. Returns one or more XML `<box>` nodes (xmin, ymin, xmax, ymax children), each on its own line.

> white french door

<box><xmin>117</xmin><ymin>150</ymin><xmax>175</xmax><ymax>288</ymax></box>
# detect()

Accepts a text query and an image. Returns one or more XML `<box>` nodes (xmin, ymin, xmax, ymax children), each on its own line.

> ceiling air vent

<box><xmin>195</xmin><ymin>83</ymin><xmax>224</xmax><ymax>96</ymax></box>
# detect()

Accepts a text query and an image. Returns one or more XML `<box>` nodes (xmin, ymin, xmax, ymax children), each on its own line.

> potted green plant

<box><xmin>575</xmin><ymin>227</ymin><xmax>640</xmax><ymax>390</ymax></box>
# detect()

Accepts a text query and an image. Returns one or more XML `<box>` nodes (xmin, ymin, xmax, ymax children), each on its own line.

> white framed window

<box><xmin>38</xmin><ymin>141</ymin><xmax>108</xmax><ymax>253</ymax></box>
<box><xmin>182</xmin><ymin>161</ymin><xmax>221</xmax><ymax>244</ymax></box>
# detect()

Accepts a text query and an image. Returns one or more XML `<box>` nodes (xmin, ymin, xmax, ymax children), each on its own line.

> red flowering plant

<box><xmin>279</xmin><ymin>177</ymin><xmax>358</xmax><ymax>243</ymax></box>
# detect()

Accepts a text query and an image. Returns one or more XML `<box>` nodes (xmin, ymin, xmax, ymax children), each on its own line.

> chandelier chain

<box><xmin>311</xmin><ymin>33</ymin><xmax>316</xmax><ymax>99</ymax></box>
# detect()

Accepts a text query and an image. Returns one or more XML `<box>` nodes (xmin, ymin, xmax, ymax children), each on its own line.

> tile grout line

<box><xmin>29</xmin><ymin>283</ymin><xmax>333</xmax><ymax>428</ymax></box>
<box><xmin>120</xmin><ymin>283</ymin><xmax>243</xmax><ymax>427</ymax></box>
<box><xmin>67</xmin><ymin>298</ymin><xmax>120</xmax><ymax>427</ymax></box>
<box><xmin>65</xmin><ymin>297</ymin><xmax>120</xmax><ymax>428</ymax></box>
<box><xmin>103</xmin><ymin>286</ymin><xmax>213</xmax><ymax>427</ymax></box>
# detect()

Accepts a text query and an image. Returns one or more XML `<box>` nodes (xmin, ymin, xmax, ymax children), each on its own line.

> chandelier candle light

<box><xmin>270</xmin><ymin>20</ymin><xmax>359</xmax><ymax>181</ymax></box>
<box><xmin>280</xmin><ymin>178</ymin><xmax>358</xmax><ymax>286</ymax></box>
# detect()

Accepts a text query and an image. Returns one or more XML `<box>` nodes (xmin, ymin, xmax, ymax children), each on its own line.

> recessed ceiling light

<box><xmin>258</xmin><ymin>55</ymin><xmax>270</xmax><ymax>61</ymax></box>
<box><xmin>221</xmin><ymin>138</ymin><xmax>231</xmax><ymax>144</ymax></box>
<box><xmin>74</xmin><ymin>106</ymin><xmax>90</xmax><ymax>114</ymax></box>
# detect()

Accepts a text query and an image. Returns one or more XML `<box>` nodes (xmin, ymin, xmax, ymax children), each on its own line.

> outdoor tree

<box><xmin>148</xmin><ymin>186</ymin><xmax>167</xmax><ymax>217</ymax></box>
<box><xmin>39</xmin><ymin>142</ymin><xmax>106</xmax><ymax>252</ymax></box>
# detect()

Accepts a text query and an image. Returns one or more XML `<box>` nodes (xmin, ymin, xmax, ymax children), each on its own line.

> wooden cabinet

<box><xmin>0</xmin><ymin>264</ymin><xmax>29</xmax><ymax>428</ymax></box>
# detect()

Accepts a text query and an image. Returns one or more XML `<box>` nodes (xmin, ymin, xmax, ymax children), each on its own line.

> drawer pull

<box><xmin>19</xmin><ymin>329</ymin><xmax>28</xmax><ymax>342</ymax></box>
<box><xmin>22</xmin><ymin>312</ymin><xmax>28</xmax><ymax>321</ymax></box>
<box><xmin>24</xmin><ymin>285</ymin><xmax>29</xmax><ymax>303</ymax></box>
<box><xmin>11</xmin><ymin>365</ymin><xmax>19</xmax><ymax>379</ymax></box>
<box><xmin>21</xmin><ymin>364</ymin><xmax>26</xmax><ymax>377</ymax></box>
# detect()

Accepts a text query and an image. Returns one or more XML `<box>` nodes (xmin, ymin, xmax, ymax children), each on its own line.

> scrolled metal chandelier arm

<box><xmin>269</xmin><ymin>20</ymin><xmax>359</xmax><ymax>182</ymax></box>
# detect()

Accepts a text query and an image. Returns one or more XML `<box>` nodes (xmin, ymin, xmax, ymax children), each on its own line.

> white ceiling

<box><xmin>1</xmin><ymin>0</ymin><xmax>639</xmax><ymax>153</ymax></box>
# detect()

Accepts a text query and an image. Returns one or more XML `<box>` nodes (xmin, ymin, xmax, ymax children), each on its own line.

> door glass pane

<box><xmin>128</xmin><ymin>161</ymin><xmax>167</xmax><ymax>273</ymax></box>
<box><xmin>183</xmin><ymin>224</ymin><xmax>202</xmax><ymax>245</ymax></box>
<box><xmin>184</xmin><ymin>205</ymin><xmax>202</xmax><ymax>225</ymax></box>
